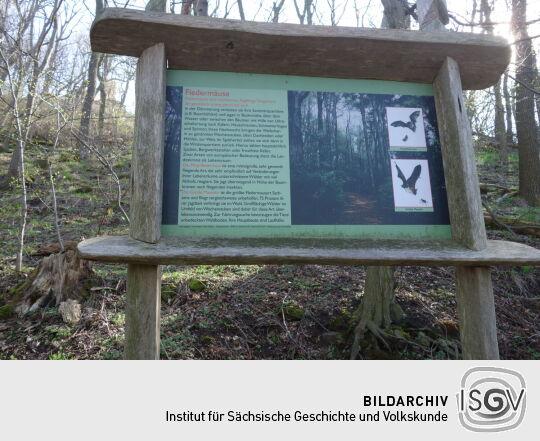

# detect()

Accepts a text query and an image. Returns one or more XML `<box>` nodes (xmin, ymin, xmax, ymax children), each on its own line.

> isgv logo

<box><xmin>457</xmin><ymin>367</ymin><xmax>526</xmax><ymax>432</ymax></box>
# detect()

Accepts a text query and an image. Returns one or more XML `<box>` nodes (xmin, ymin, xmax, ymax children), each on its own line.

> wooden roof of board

<box><xmin>91</xmin><ymin>8</ymin><xmax>510</xmax><ymax>90</ymax></box>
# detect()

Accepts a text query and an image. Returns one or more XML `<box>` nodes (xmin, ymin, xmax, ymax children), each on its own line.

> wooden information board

<box><xmin>162</xmin><ymin>70</ymin><xmax>450</xmax><ymax>239</ymax></box>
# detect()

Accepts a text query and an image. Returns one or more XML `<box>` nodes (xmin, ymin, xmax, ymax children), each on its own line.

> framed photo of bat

<box><xmin>390</xmin><ymin>159</ymin><xmax>434</xmax><ymax>212</ymax></box>
<box><xmin>386</xmin><ymin>106</ymin><xmax>428</xmax><ymax>151</ymax></box>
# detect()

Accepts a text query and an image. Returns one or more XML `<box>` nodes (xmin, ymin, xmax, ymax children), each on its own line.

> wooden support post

<box><xmin>455</xmin><ymin>267</ymin><xmax>499</xmax><ymax>359</ymax></box>
<box><xmin>434</xmin><ymin>57</ymin><xmax>499</xmax><ymax>359</ymax></box>
<box><xmin>125</xmin><ymin>42</ymin><xmax>166</xmax><ymax>360</ymax></box>
<box><xmin>130</xmin><ymin>42</ymin><xmax>166</xmax><ymax>244</ymax></box>
<box><xmin>126</xmin><ymin>264</ymin><xmax>161</xmax><ymax>359</ymax></box>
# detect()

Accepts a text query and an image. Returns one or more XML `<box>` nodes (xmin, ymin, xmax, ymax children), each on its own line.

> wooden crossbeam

<box><xmin>77</xmin><ymin>235</ymin><xmax>540</xmax><ymax>267</ymax></box>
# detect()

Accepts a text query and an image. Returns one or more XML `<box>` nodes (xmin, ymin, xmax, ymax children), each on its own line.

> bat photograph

<box><xmin>395</xmin><ymin>163</ymin><xmax>422</xmax><ymax>195</ymax></box>
<box><xmin>390</xmin><ymin>159</ymin><xmax>434</xmax><ymax>212</ymax></box>
<box><xmin>386</xmin><ymin>107</ymin><xmax>428</xmax><ymax>151</ymax></box>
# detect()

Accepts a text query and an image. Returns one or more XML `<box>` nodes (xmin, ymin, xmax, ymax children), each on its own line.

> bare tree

<box><xmin>237</xmin><ymin>0</ymin><xmax>246</xmax><ymax>20</ymax></box>
<box><xmin>97</xmin><ymin>54</ymin><xmax>112</xmax><ymax>144</ymax></box>
<box><xmin>381</xmin><ymin>0</ymin><xmax>412</xmax><ymax>29</ymax></box>
<box><xmin>417</xmin><ymin>0</ymin><xmax>448</xmax><ymax>31</ymax></box>
<box><xmin>146</xmin><ymin>0</ymin><xmax>170</xmax><ymax>11</ymax></box>
<box><xmin>0</xmin><ymin>48</ymin><xmax>28</xmax><ymax>272</ymax></box>
<box><xmin>4</xmin><ymin>0</ymin><xmax>64</xmax><ymax>179</ymax></box>
<box><xmin>531</xmin><ymin>51</ymin><xmax>540</xmax><ymax>139</ymax></box>
<box><xmin>352</xmin><ymin>0</ymin><xmax>372</xmax><ymax>27</ymax></box>
<box><xmin>117</xmin><ymin>57</ymin><xmax>137</xmax><ymax>107</ymax></box>
<box><xmin>79</xmin><ymin>0</ymin><xmax>104</xmax><ymax>153</ymax></box>
<box><xmin>271</xmin><ymin>0</ymin><xmax>286</xmax><ymax>23</ymax></box>
<box><xmin>511</xmin><ymin>0</ymin><xmax>540</xmax><ymax>206</ymax></box>
<box><xmin>0</xmin><ymin>0</ymin><xmax>73</xmax><ymax>270</ymax></box>
<box><xmin>182</xmin><ymin>0</ymin><xmax>194</xmax><ymax>14</ymax></box>
<box><xmin>293</xmin><ymin>0</ymin><xmax>315</xmax><ymax>25</ymax></box>
<box><xmin>503</xmin><ymin>73</ymin><xmax>514</xmax><ymax>144</ymax></box>
<box><xmin>46</xmin><ymin>112</ymin><xmax>66</xmax><ymax>252</ymax></box>
<box><xmin>480</xmin><ymin>0</ymin><xmax>507</xmax><ymax>166</ymax></box>
<box><xmin>494</xmin><ymin>80</ymin><xmax>508</xmax><ymax>166</ymax></box>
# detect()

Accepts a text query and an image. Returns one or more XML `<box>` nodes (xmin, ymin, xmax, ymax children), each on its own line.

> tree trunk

<box><xmin>351</xmin><ymin>0</ymin><xmax>413</xmax><ymax>358</ymax></box>
<box><xmin>8</xmin><ymin>6</ymin><xmax>58</xmax><ymax>179</ymax></box>
<box><xmin>14</xmin><ymin>138</ymin><xmax>27</xmax><ymax>272</ymax></box>
<box><xmin>480</xmin><ymin>0</ymin><xmax>507</xmax><ymax>168</ymax></box>
<box><xmin>237</xmin><ymin>0</ymin><xmax>245</xmax><ymax>20</ymax></box>
<box><xmin>494</xmin><ymin>80</ymin><xmax>508</xmax><ymax>167</ymax></box>
<box><xmin>293</xmin><ymin>0</ymin><xmax>314</xmax><ymax>24</ymax></box>
<box><xmin>350</xmin><ymin>267</ymin><xmax>404</xmax><ymax>358</ymax></box>
<box><xmin>503</xmin><ymin>73</ymin><xmax>514</xmax><ymax>144</ymax></box>
<box><xmin>271</xmin><ymin>0</ymin><xmax>286</xmax><ymax>23</ymax></box>
<box><xmin>7</xmin><ymin>135</ymin><xmax>21</xmax><ymax>178</ymax></box>
<box><xmin>181</xmin><ymin>0</ymin><xmax>194</xmax><ymax>15</ymax></box>
<box><xmin>360</xmin><ymin>267</ymin><xmax>399</xmax><ymax>330</ymax></box>
<box><xmin>146</xmin><ymin>0</ymin><xmax>169</xmax><ymax>12</ymax></box>
<box><xmin>417</xmin><ymin>0</ymin><xmax>449</xmax><ymax>31</ymax></box>
<box><xmin>317</xmin><ymin>92</ymin><xmax>324</xmax><ymax>168</ymax></box>
<box><xmin>0</xmin><ymin>0</ymin><xmax>8</xmax><ymax>38</ymax></box>
<box><xmin>511</xmin><ymin>0</ymin><xmax>540</xmax><ymax>206</ymax></box>
<box><xmin>79</xmin><ymin>0</ymin><xmax>104</xmax><ymax>154</ymax></box>
<box><xmin>195</xmin><ymin>0</ymin><xmax>208</xmax><ymax>16</ymax></box>
<box><xmin>79</xmin><ymin>51</ymin><xmax>101</xmax><ymax>148</ymax></box>
<box><xmin>97</xmin><ymin>55</ymin><xmax>110</xmax><ymax>145</ymax></box>
<box><xmin>531</xmin><ymin>51</ymin><xmax>540</xmax><ymax>141</ymax></box>
<box><xmin>381</xmin><ymin>0</ymin><xmax>411</xmax><ymax>29</ymax></box>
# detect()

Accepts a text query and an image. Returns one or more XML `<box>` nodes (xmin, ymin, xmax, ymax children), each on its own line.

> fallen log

<box><xmin>484</xmin><ymin>215</ymin><xmax>540</xmax><ymax>238</ymax></box>
<box><xmin>479</xmin><ymin>183</ymin><xmax>517</xmax><ymax>193</ymax></box>
<box><xmin>496</xmin><ymin>191</ymin><xmax>518</xmax><ymax>204</ymax></box>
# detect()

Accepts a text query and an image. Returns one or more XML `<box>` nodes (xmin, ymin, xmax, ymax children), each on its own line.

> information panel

<box><xmin>162</xmin><ymin>71</ymin><xmax>450</xmax><ymax>239</ymax></box>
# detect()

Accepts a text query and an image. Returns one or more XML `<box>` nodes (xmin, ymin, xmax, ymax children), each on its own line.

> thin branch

<box><xmin>511</xmin><ymin>34</ymin><xmax>540</xmax><ymax>44</ymax></box>
<box><xmin>482</xmin><ymin>200</ymin><xmax>518</xmax><ymax>237</ymax></box>
<box><xmin>37</xmin><ymin>95</ymin><xmax>131</xmax><ymax>223</ymax></box>
<box><xmin>506</xmin><ymin>74</ymin><xmax>540</xmax><ymax>96</ymax></box>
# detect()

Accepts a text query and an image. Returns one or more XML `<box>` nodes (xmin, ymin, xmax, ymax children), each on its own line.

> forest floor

<box><xmin>0</xmin><ymin>142</ymin><xmax>539</xmax><ymax>360</ymax></box>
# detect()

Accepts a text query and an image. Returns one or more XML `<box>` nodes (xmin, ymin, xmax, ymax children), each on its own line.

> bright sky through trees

<box><xmin>76</xmin><ymin>0</ymin><xmax>538</xmax><ymax>112</ymax></box>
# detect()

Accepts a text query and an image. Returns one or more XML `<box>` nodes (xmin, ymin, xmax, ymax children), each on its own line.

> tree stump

<box><xmin>16</xmin><ymin>242</ymin><xmax>93</xmax><ymax>314</ymax></box>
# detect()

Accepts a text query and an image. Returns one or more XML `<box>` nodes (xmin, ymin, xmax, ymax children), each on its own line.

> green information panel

<box><xmin>162</xmin><ymin>71</ymin><xmax>450</xmax><ymax>239</ymax></box>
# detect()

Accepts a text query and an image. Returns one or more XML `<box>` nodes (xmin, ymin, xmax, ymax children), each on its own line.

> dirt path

<box><xmin>338</xmin><ymin>192</ymin><xmax>382</xmax><ymax>224</ymax></box>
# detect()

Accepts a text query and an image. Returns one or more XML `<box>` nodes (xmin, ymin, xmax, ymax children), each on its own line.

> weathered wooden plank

<box><xmin>434</xmin><ymin>57</ymin><xmax>487</xmax><ymax>250</ymax></box>
<box><xmin>131</xmin><ymin>42</ymin><xmax>166</xmax><ymax>243</ymax></box>
<box><xmin>125</xmin><ymin>264</ymin><xmax>161</xmax><ymax>360</ymax></box>
<box><xmin>90</xmin><ymin>8</ymin><xmax>510</xmax><ymax>90</ymax></box>
<box><xmin>433</xmin><ymin>55</ymin><xmax>499</xmax><ymax>360</ymax></box>
<box><xmin>77</xmin><ymin>236</ymin><xmax>540</xmax><ymax>266</ymax></box>
<box><xmin>455</xmin><ymin>267</ymin><xmax>500</xmax><ymax>359</ymax></box>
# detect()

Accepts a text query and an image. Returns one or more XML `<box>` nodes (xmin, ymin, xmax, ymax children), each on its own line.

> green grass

<box><xmin>49</xmin><ymin>351</ymin><xmax>72</xmax><ymax>360</ymax></box>
<box><xmin>45</xmin><ymin>325</ymin><xmax>72</xmax><ymax>340</ymax></box>
<box><xmin>477</xmin><ymin>151</ymin><xmax>500</xmax><ymax>165</ymax></box>
<box><xmin>107</xmin><ymin>312</ymin><xmax>125</xmax><ymax>326</ymax></box>
<box><xmin>162</xmin><ymin>265</ymin><xmax>262</xmax><ymax>285</ymax></box>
